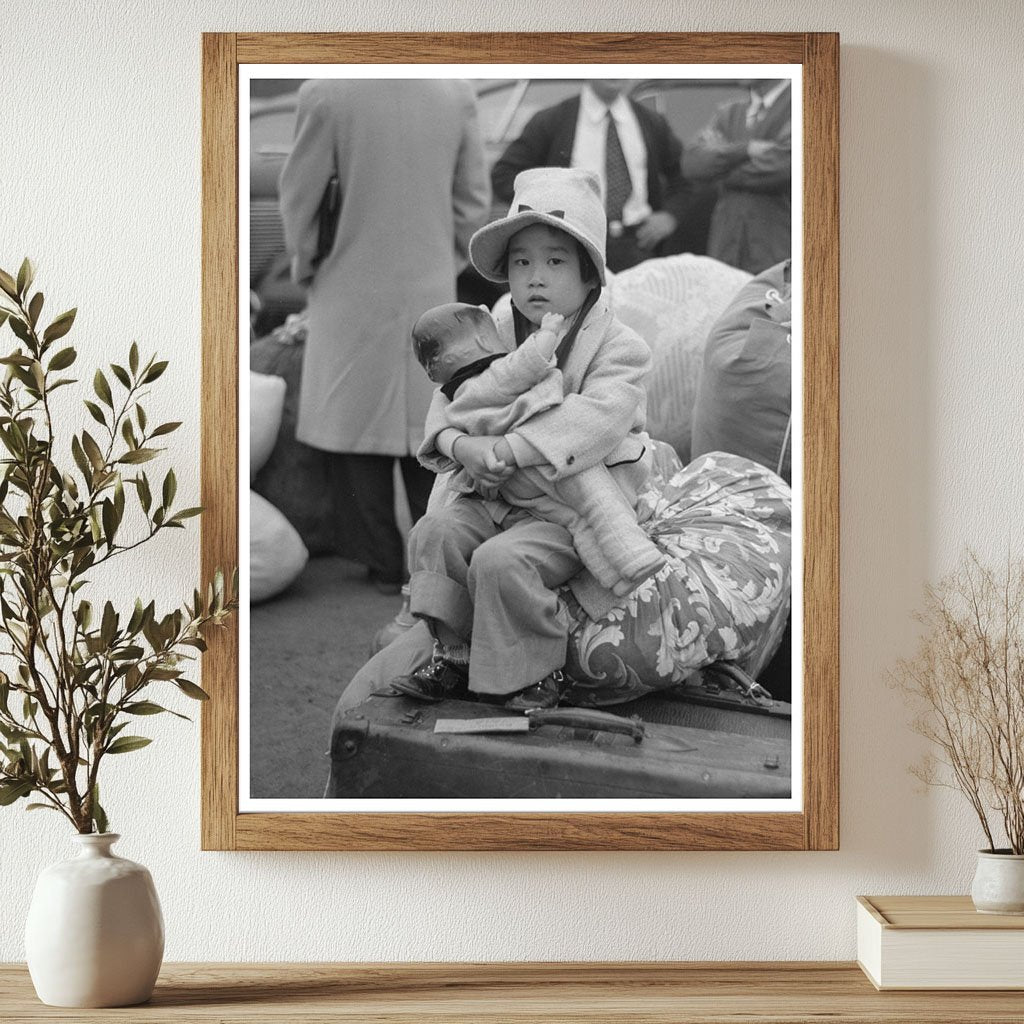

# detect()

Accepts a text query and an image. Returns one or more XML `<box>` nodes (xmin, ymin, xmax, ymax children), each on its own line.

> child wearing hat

<box><xmin>393</xmin><ymin>167</ymin><xmax>655</xmax><ymax>710</ymax></box>
<box><xmin>410</xmin><ymin>302</ymin><xmax>665</xmax><ymax>596</ymax></box>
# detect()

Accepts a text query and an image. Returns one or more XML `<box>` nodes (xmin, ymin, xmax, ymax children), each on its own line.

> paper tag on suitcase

<box><xmin>434</xmin><ymin>717</ymin><xmax>530</xmax><ymax>734</ymax></box>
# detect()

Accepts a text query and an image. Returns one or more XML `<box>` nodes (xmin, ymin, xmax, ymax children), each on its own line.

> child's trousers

<box><xmin>407</xmin><ymin>497</ymin><xmax>582</xmax><ymax>695</ymax></box>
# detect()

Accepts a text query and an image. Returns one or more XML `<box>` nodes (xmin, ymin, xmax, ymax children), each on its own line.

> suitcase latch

<box><xmin>331</xmin><ymin>717</ymin><xmax>369</xmax><ymax>761</ymax></box>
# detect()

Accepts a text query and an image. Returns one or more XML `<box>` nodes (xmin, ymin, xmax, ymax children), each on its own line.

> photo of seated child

<box><xmin>392</xmin><ymin>167</ymin><xmax>658</xmax><ymax>711</ymax></box>
<box><xmin>411</xmin><ymin>302</ymin><xmax>665</xmax><ymax>596</ymax></box>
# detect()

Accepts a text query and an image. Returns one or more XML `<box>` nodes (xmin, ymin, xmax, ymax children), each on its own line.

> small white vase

<box><xmin>971</xmin><ymin>849</ymin><xmax>1024</xmax><ymax>915</ymax></box>
<box><xmin>25</xmin><ymin>833</ymin><xmax>164</xmax><ymax>1007</ymax></box>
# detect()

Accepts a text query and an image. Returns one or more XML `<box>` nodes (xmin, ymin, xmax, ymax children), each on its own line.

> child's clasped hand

<box><xmin>451</xmin><ymin>434</ymin><xmax>516</xmax><ymax>488</ymax></box>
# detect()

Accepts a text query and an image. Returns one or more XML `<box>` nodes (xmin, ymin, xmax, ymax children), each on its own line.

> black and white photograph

<box><xmin>242</xmin><ymin>66</ymin><xmax>801</xmax><ymax>811</ymax></box>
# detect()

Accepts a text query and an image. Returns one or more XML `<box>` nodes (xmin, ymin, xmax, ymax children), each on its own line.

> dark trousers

<box><xmin>605</xmin><ymin>225</ymin><xmax>647</xmax><ymax>273</ymax></box>
<box><xmin>328</xmin><ymin>453</ymin><xmax>434</xmax><ymax>583</ymax></box>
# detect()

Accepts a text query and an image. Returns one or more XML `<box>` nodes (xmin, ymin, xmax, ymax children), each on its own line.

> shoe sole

<box><xmin>389</xmin><ymin>680</ymin><xmax>446</xmax><ymax>703</ymax></box>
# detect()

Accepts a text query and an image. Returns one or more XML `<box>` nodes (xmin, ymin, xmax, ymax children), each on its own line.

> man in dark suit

<box><xmin>682</xmin><ymin>79</ymin><xmax>792</xmax><ymax>275</ymax></box>
<box><xmin>491</xmin><ymin>80</ymin><xmax>688</xmax><ymax>273</ymax></box>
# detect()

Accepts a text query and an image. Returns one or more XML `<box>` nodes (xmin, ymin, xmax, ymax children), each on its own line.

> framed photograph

<box><xmin>202</xmin><ymin>32</ymin><xmax>838</xmax><ymax>851</ymax></box>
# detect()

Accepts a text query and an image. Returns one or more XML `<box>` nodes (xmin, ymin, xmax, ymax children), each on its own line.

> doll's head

<box><xmin>411</xmin><ymin>303</ymin><xmax>506</xmax><ymax>385</ymax></box>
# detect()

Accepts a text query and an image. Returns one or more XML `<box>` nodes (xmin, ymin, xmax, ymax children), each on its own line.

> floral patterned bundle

<box><xmin>561</xmin><ymin>447</ymin><xmax>792</xmax><ymax>706</ymax></box>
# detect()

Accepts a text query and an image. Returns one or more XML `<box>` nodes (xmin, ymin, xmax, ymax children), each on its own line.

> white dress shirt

<box><xmin>571</xmin><ymin>86</ymin><xmax>652</xmax><ymax>228</ymax></box>
<box><xmin>746</xmin><ymin>79</ymin><xmax>791</xmax><ymax>126</ymax></box>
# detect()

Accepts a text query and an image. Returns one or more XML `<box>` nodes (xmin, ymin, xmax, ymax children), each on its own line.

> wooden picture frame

<box><xmin>202</xmin><ymin>32</ymin><xmax>839</xmax><ymax>851</ymax></box>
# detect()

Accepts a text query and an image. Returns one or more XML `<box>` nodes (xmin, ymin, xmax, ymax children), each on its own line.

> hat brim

<box><xmin>469</xmin><ymin>211</ymin><xmax>607</xmax><ymax>286</ymax></box>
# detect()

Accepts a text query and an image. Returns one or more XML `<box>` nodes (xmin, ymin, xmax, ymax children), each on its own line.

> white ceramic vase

<box><xmin>24</xmin><ymin>833</ymin><xmax>164</xmax><ymax>1007</ymax></box>
<box><xmin>970</xmin><ymin>849</ymin><xmax>1024</xmax><ymax>915</ymax></box>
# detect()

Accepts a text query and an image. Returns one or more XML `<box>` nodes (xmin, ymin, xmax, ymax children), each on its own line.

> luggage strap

<box><xmin>434</xmin><ymin>707</ymin><xmax>645</xmax><ymax>744</ymax></box>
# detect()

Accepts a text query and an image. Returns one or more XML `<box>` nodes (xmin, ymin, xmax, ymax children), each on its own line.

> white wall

<box><xmin>2</xmin><ymin>0</ymin><xmax>1021</xmax><ymax>962</ymax></box>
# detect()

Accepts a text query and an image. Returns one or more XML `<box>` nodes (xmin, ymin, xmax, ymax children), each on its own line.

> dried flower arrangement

<box><xmin>894</xmin><ymin>551</ymin><xmax>1024</xmax><ymax>854</ymax></box>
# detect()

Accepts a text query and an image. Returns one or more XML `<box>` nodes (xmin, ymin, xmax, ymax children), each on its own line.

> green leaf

<box><xmin>110</xmin><ymin>645</ymin><xmax>143</xmax><ymax>661</ymax></box>
<box><xmin>82</xmin><ymin>701</ymin><xmax>114</xmax><ymax>729</ymax></box>
<box><xmin>0</xmin><ymin>269</ymin><xmax>18</xmax><ymax>300</ymax></box>
<box><xmin>150</xmin><ymin>421</ymin><xmax>181</xmax><ymax>438</ymax></box>
<box><xmin>91</xmin><ymin>785</ymin><xmax>108</xmax><ymax>834</ymax></box>
<box><xmin>0</xmin><ymin>722</ymin><xmax>28</xmax><ymax>743</ymax></box>
<box><xmin>136</xmin><ymin>404</ymin><xmax>147</xmax><ymax>432</ymax></box>
<box><xmin>110</xmin><ymin>363</ymin><xmax>131</xmax><ymax>389</ymax></box>
<box><xmin>142</xmin><ymin>613</ymin><xmax>162</xmax><ymax>652</ymax></box>
<box><xmin>0</xmin><ymin>427</ymin><xmax>20</xmax><ymax>460</ymax></box>
<box><xmin>93</xmin><ymin>369</ymin><xmax>113</xmax><ymax>408</ymax></box>
<box><xmin>42</xmin><ymin>308</ymin><xmax>76</xmax><ymax>344</ymax></box>
<box><xmin>8</xmin><ymin>317</ymin><xmax>31</xmax><ymax>344</ymax></box>
<box><xmin>117</xmin><ymin>448</ymin><xmax>157</xmax><ymax>465</ymax></box>
<box><xmin>136</xmin><ymin>473</ymin><xmax>152</xmax><ymax>513</ymax></box>
<box><xmin>124</xmin><ymin>700</ymin><xmax>170</xmax><ymax>716</ymax></box>
<box><xmin>0</xmin><ymin>779</ymin><xmax>33</xmax><ymax>805</ymax></box>
<box><xmin>16</xmin><ymin>258</ymin><xmax>34</xmax><ymax>298</ymax></box>
<box><xmin>26</xmin><ymin>802</ymin><xmax>61</xmax><ymax>813</ymax></box>
<box><xmin>169</xmin><ymin>507</ymin><xmax>203</xmax><ymax>524</ymax></box>
<box><xmin>101</xmin><ymin>498</ymin><xmax>117</xmax><ymax>546</ymax></box>
<box><xmin>147</xmin><ymin>666</ymin><xmax>181</xmax><ymax>680</ymax></box>
<box><xmin>0</xmin><ymin>310</ymin><xmax>9</xmax><ymax>331</ymax></box>
<box><xmin>121</xmin><ymin>418</ymin><xmax>137</xmax><ymax>450</ymax></box>
<box><xmin>47</xmin><ymin>346</ymin><xmax>76</xmax><ymax>371</ymax></box>
<box><xmin>176</xmin><ymin>679</ymin><xmax>210</xmax><ymax>701</ymax></box>
<box><xmin>61</xmin><ymin>472</ymin><xmax>79</xmax><ymax>501</ymax></box>
<box><xmin>83</xmin><ymin>400</ymin><xmax>107</xmax><ymax>427</ymax></box>
<box><xmin>71</xmin><ymin>435</ymin><xmax>92</xmax><ymax>483</ymax></box>
<box><xmin>105</xmin><ymin>736</ymin><xmax>152</xmax><ymax>755</ymax></box>
<box><xmin>143</xmin><ymin>360</ymin><xmax>168</xmax><ymax>383</ymax></box>
<box><xmin>81</xmin><ymin>431</ymin><xmax>105</xmax><ymax>472</ymax></box>
<box><xmin>129</xmin><ymin>342</ymin><xmax>139</xmax><ymax>376</ymax></box>
<box><xmin>126</xmin><ymin>598</ymin><xmax>145</xmax><ymax>635</ymax></box>
<box><xmin>27</xmin><ymin>292</ymin><xmax>43</xmax><ymax>328</ymax></box>
<box><xmin>162</xmin><ymin>468</ymin><xmax>176</xmax><ymax>508</ymax></box>
<box><xmin>114</xmin><ymin>475</ymin><xmax>125</xmax><ymax>521</ymax></box>
<box><xmin>100</xmin><ymin>602</ymin><xmax>117</xmax><ymax>647</ymax></box>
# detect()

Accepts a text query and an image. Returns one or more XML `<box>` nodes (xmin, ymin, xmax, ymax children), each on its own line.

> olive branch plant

<box><xmin>893</xmin><ymin>551</ymin><xmax>1024</xmax><ymax>854</ymax></box>
<box><xmin>0</xmin><ymin>259</ymin><xmax>236</xmax><ymax>834</ymax></box>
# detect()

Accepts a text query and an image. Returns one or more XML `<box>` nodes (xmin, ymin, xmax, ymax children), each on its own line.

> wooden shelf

<box><xmin>3</xmin><ymin>962</ymin><xmax>1024</xmax><ymax>1022</ymax></box>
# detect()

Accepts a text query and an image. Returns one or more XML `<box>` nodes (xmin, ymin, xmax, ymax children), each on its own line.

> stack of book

<box><xmin>857</xmin><ymin>895</ymin><xmax>1024</xmax><ymax>990</ymax></box>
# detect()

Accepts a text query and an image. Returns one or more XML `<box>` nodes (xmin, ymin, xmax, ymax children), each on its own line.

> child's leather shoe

<box><xmin>391</xmin><ymin>648</ymin><xmax>469</xmax><ymax>703</ymax></box>
<box><xmin>504</xmin><ymin>669</ymin><xmax>567</xmax><ymax>711</ymax></box>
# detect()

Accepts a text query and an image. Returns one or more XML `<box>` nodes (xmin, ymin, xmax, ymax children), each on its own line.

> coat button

<box><xmin>566</xmin><ymin>455</ymin><xmax>575</xmax><ymax>465</ymax></box>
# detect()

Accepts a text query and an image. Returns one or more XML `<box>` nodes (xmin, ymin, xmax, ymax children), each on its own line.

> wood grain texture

<box><xmin>233</xmin><ymin>811</ymin><xmax>806</xmax><ymax>852</ymax></box>
<box><xmin>800</xmin><ymin>32</ymin><xmax>841</xmax><ymax>852</ymax></box>
<box><xmin>862</xmin><ymin>895</ymin><xmax>1024</xmax><ymax>930</ymax></box>
<box><xmin>235</xmin><ymin>32</ymin><xmax>807</xmax><ymax>64</ymax></box>
<box><xmin>3</xmin><ymin>962</ymin><xmax>1022</xmax><ymax>1023</ymax></box>
<box><xmin>201</xmin><ymin>32</ymin><xmax>840</xmax><ymax>851</ymax></box>
<box><xmin>200</xmin><ymin>32</ymin><xmax>239</xmax><ymax>852</ymax></box>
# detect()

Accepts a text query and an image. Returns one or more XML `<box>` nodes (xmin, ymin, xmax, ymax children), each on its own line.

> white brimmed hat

<box><xmin>469</xmin><ymin>167</ymin><xmax>607</xmax><ymax>285</ymax></box>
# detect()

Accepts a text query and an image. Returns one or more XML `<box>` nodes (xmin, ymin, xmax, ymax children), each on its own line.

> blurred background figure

<box><xmin>682</xmin><ymin>79</ymin><xmax>791</xmax><ymax>275</ymax></box>
<box><xmin>490</xmin><ymin>80</ymin><xmax>688</xmax><ymax>273</ymax></box>
<box><xmin>278</xmin><ymin>79</ymin><xmax>490</xmax><ymax>593</ymax></box>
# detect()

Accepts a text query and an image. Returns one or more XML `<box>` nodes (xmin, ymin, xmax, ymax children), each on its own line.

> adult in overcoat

<box><xmin>490</xmin><ymin>82</ymin><xmax>688</xmax><ymax>272</ymax></box>
<box><xmin>279</xmin><ymin>78</ymin><xmax>490</xmax><ymax>588</ymax></box>
<box><xmin>681</xmin><ymin>79</ymin><xmax>792</xmax><ymax>275</ymax></box>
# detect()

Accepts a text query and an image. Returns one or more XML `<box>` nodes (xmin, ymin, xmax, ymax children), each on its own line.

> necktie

<box><xmin>747</xmin><ymin>95</ymin><xmax>764</xmax><ymax>127</ymax></box>
<box><xmin>604</xmin><ymin>112</ymin><xmax>632</xmax><ymax>224</ymax></box>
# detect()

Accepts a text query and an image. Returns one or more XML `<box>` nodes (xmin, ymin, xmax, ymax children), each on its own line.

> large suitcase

<box><xmin>326</xmin><ymin>691</ymin><xmax>791</xmax><ymax>800</ymax></box>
